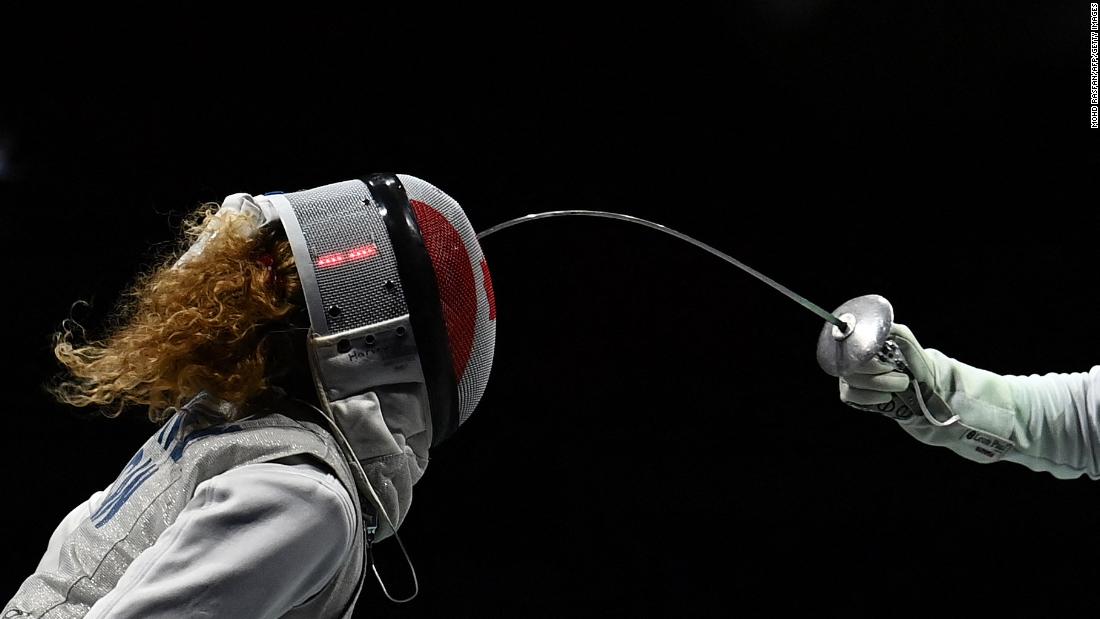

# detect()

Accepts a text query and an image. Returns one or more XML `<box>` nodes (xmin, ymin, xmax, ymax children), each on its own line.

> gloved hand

<box><xmin>836</xmin><ymin>323</ymin><xmax>1019</xmax><ymax>465</ymax></box>
<box><xmin>839</xmin><ymin>324</ymin><xmax>942</xmax><ymax>421</ymax></box>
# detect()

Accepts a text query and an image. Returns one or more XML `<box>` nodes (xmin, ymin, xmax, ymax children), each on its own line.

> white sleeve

<box><xmin>35</xmin><ymin>490</ymin><xmax>107</xmax><ymax>574</ymax></box>
<box><xmin>85</xmin><ymin>461</ymin><xmax>357</xmax><ymax>618</ymax></box>
<box><xmin>1000</xmin><ymin>366</ymin><xmax>1100</xmax><ymax>479</ymax></box>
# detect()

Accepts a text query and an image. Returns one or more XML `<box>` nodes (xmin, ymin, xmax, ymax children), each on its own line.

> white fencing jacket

<box><xmin>38</xmin><ymin>462</ymin><xmax>356</xmax><ymax>617</ymax></box>
<box><xmin>5</xmin><ymin>391</ymin><xmax>370</xmax><ymax>619</ymax></box>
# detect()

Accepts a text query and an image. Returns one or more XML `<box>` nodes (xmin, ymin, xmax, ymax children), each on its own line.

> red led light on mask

<box><xmin>315</xmin><ymin>243</ymin><xmax>379</xmax><ymax>269</ymax></box>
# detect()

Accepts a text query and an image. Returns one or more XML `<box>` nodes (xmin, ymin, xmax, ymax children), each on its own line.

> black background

<box><xmin>2</xmin><ymin>3</ymin><xmax>1099</xmax><ymax>616</ymax></box>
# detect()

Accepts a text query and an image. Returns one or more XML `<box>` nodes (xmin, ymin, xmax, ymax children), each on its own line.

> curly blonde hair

<box><xmin>46</xmin><ymin>201</ymin><xmax>306</xmax><ymax>423</ymax></box>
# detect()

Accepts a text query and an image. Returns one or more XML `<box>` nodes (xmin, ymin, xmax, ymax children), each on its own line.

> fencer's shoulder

<box><xmin>75</xmin><ymin>461</ymin><xmax>358</xmax><ymax>616</ymax></box>
<box><xmin>197</xmin><ymin>462</ymin><xmax>357</xmax><ymax>542</ymax></box>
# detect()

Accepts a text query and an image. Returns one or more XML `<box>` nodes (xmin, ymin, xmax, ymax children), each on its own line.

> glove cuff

<box><xmin>895</xmin><ymin>349</ymin><xmax>1018</xmax><ymax>464</ymax></box>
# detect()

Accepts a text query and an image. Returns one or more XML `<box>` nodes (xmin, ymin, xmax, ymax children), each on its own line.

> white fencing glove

<box><xmin>837</xmin><ymin>323</ymin><xmax>1100</xmax><ymax>479</ymax></box>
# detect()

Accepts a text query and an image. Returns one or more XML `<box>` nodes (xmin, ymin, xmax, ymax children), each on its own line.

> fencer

<box><xmin>5</xmin><ymin>174</ymin><xmax>496</xmax><ymax>617</ymax></box>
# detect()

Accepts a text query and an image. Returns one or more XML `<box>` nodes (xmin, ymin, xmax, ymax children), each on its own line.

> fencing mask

<box><xmin>177</xmin><ymin>173</ymin><xmax>497</xmax><ymax>544</ymax></box>
<box><xmin>270</xmin><ymin>173</ymin><xmax>497</xmax><ymax>540</ymax></box>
